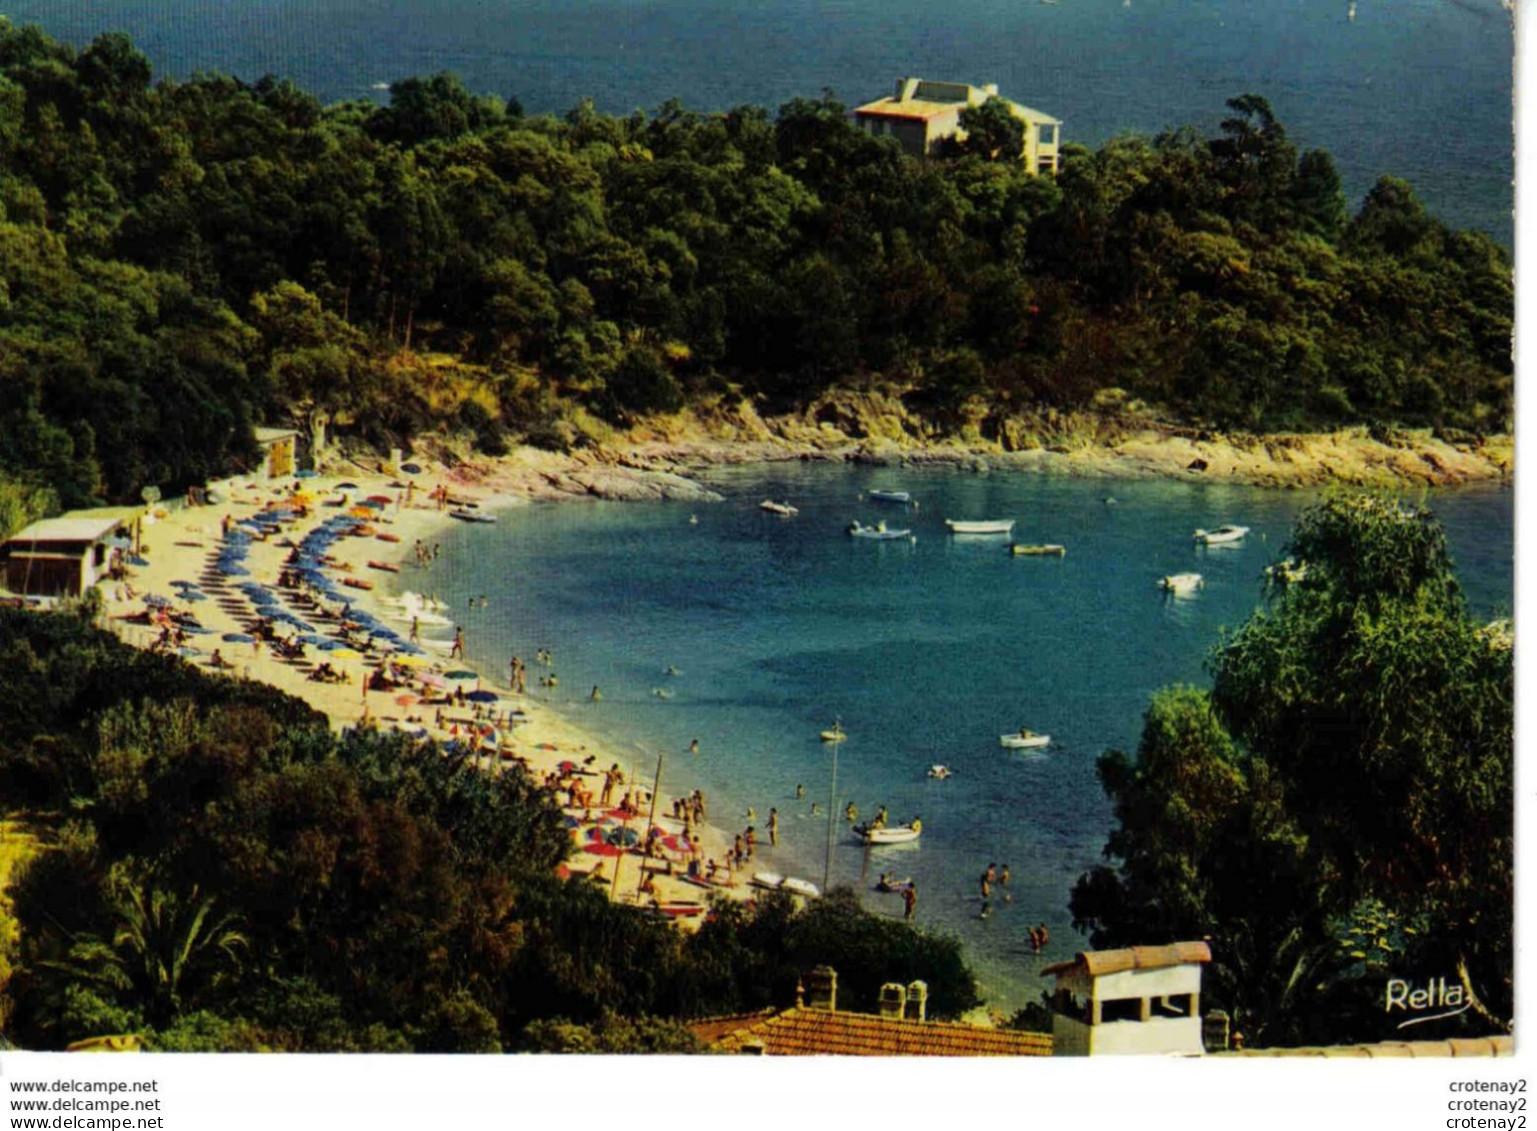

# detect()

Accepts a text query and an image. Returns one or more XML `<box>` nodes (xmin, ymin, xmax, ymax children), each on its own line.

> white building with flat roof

<box><xmin>0</xmin><ymin>510</ymin><xmax>136</xmax><ymax>598</ymax></box>
<box><xmin>852</xmin><ymin>78</ymin><xmax>1061</xmax><ymax>174</ymax></box>
<box><xmin>1042</xmin><ymin>941</ymin><xmax>1212</xmax><ymax>1056</ymax></box>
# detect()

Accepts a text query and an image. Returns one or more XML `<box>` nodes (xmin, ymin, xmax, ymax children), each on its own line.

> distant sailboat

<box><xmin>1347</xmin><ymin>1</ymin><xmax>1357</xmax><ymax>22</ymax></box>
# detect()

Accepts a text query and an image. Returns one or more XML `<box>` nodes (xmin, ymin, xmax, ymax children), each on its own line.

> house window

<box><xmin>1100</xmin><ymin>997</ymin><xmax>1144</xmax><ymax>1023</ymax></box>
<box><xmin>1155</xmin><ymin>994</ymin><xmax>1194</xmax><ymax>1018</ymax></box>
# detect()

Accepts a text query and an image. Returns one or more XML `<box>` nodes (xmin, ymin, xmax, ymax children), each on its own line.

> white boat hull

<box><xmin>946</xmin><ymin>519</ymin><xmax>1015</xmax><ymax>535</ymax></box>
<box><xmin>1161</xmin><ymin>572</ymin><xmax>1204</xmax><ymax>594</ymax></box>
<box><xmin>1194</xmin><ymin>525</ymin><xmax>1250</xmax><ymax>545</ymax></box>
<box><xmin>862</xmin><ymin>826</ymin><xmax>922</xmax><ymax>845</ymax></box>
<box><xmin>1001</xmin><ymin>733</ymin><xmax>1050</xmax><ymax>749</ymax></box>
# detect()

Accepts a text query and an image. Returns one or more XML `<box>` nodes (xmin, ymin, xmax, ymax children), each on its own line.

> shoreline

<box><xmin>102</xmin><ymin>463</ymin><xmax>761</xmax><ymax>929</ymax></box>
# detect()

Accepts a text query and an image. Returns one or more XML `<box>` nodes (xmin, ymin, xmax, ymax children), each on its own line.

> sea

<box><xmin>6</xmin><ymin>0</ymin><xmax>1516</xmax><ymax>243</ymax></box>
<box><xmin>393</xmin><ymin>466</ymin><xmax>1511</xmax><ymax>1012</ymax></box>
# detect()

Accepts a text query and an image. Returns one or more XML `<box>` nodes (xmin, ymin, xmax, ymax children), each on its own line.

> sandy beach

<box><xmin>101</xmin><ymin>455</ymin><xmax>767</xmax><ymax>927</ymax></box>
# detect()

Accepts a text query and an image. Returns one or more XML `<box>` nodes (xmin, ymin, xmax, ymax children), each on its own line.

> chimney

<box><xmin>1202</xmin><ymin>1009</ymin><xmax>1231</xmax><ymax>1053</ymax></box>
<box><xmin>805</xmin><ymin>965</ymin><xmax>838</xmax><ymax>1012</ymax></box>
<box><xmin>905</xmin><ymin>980</ymin><xmax>929</xmax><ymax>1022</ymax></box>
<box><xmin>878</xmin><ymin>983</ymin><xmax>906</xmax><ymax>1021</ymax></box>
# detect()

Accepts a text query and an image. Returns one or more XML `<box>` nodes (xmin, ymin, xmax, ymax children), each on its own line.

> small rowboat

<box><xmin>760</xmin><ymin>500</ymin><xmax>798</xmax><ymax>517</ymax></box>
<box><xmin>867</xmin><ymin>490</ymin><xmax>913</xmax><ymax>505</ymax></box>
<box><xmin>375</xmin><ymin>532</ymin><xmax>402</xmax><ymax>543</ymax></box>
<box><xmin>654</xmin><ymin>900</ymin><xmax>706</xmax><ymax>919</ymax></box>
<box><xmin>1001</xmin><ymin>730</ymin><xmax>1050</xmax><ymax>749</ymax></box>
<box><xmin>946</xmin><ymin>518</ymin><xmax>1015</xmax><ymax>535</ymax></box>
<box><xmin>1012</xmin><ymin>543</ymin><xmax>1065</xmax><ymax>556</ymax></box>
<box><xmin>819</xmin><ymin>722</ymin><xmax>846</xmax><ymax>743</ymax></box>
<box><xmin>367</xmin><ymin>560</ymin><xmax>400</xmax><ymax>573</ymax></box>
<box><xmin>859</xmin><ymin>824</ymin><xmax>922</xmax><ymax>845</ymax></box>
<box><xmin>847</xmin><ymin>521</ymin><xmax>913</xmax><ymax>541</ymax></box>
<box><xmin>1161</xmin><ymin>572</ymin><xmax>1204</xmax><ymax>594</ymax></box>
<box><xmin>449</xmin><ymin>508</ymin><xmax>496</xmax><ymax>523</ymax></box>
<box><xmin>751</xmin><ymin>872</ymin><xmax>821</xmax><ymax>898</ymax></box>
<box><xmin>1194</xmin><ymin>524</ymin><xmax>1250</xmax><ymax>545</ymax></box>
<box><xmin>342</xmin><ymin>577</ymin><xmax>374</xmax><ymax>591</ymax></box>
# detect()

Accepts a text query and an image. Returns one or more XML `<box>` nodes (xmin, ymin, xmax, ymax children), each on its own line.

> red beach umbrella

<box><xmin>584</xmin><ymin>843</ymin><xmax>622</xmax><ymax>858</ymax></box>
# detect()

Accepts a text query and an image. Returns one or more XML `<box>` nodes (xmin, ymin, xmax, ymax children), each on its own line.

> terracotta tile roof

<box><xmin>1219</xmin><ymin>1036</ymin><xmax>1513</xmax><ymax>1058</ymax></box>
<box><xmin>691</xmin><ymin>1007</ymin><xmax>1053</xmax><ymax>1057</ymax></box>
<box><xmin>1041</xmin><ymin>941</ymin><xmax>1212</xmax><ymax>978</ymax></box>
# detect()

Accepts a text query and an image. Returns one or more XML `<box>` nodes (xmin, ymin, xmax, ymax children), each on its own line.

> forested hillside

<box><xmin>0</xmin><ymin>23</ymin><xmax>1513</xmax><ymax>520</ymax></box>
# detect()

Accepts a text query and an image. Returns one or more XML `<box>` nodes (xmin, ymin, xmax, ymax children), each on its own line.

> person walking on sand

<box><xmin>409</xmin><ymin>616</ymin><xmax>420</xmax><ymax>644</ymax></box>
<box><xmin>903</xmin><ymin>883</ymin><xmax>917</xmax><ymax>920</ymax></box>
<box><xmin>768</xmin><ymin>808</ymin><xmax>779</xmax><ymax>847</ymax></box>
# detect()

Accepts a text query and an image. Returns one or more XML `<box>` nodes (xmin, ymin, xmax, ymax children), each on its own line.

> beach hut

<box><xmin>254</xmin><ymin>426</ymin><xmax>299</xmax><ymax>481</ymax></box>
<box><xmin>0</xmin><ymin>509</ymin><xmax>136</xmax><ymax>598</ymax></box>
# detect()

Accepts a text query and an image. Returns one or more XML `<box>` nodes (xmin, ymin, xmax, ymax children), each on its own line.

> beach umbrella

<box><xmin>557</xmin><ymin>760</ymin><xmax>579</xmax><ymax>773</ymax></box>
<box><xmin>330</xmin><ymin>648</ymin><xmax>361</xmax><ymax>660</ymax></box>
<box><xmin>169</xmin><ymin>579</ymin><xmax>201</xmax><ymax>589</ymax></box>
<box><xmin>336</xmin><ymin>482</ymin><xmax>359</xmax><ymax>490</ymax></box>
<box><xmin>562</xmin><ymin>816</ymin><xmax>582</xmax><ymax>829</ymax></box>
<box><xmin>605</xmin><ymin>827</ymin><xmax>641</xmax><ymax>848</ymax></box>
<box><xmin>391</xmin><ymin>653</ymin><xmax>430</xmax><ymax>668</ymax></box>
<box><xmin>401</xmin><ymin>463</ymin><xmax>422</xmax><ymax>474</ymax></box>
<box><xmin>536</xmin><ymin>743</ymin><xmax>559</xmax><ymax>752</ymax></box>
<box><xmin>583</xmin><ymin>843</ymin><xmax>623</xmax><ymax>858</ymax></box>
<box><xmin>181</xmin><ymin>626</ymin><xmax>213</xmax><ymax>635</ymax></box>
<box><xmin>179</xmin><ymin>592</ymin><xmax>207</xmax><ymax>602</ymax></box>
<box><xmin>143</xmin><ymin>594</ymin><xmax>173</xmax><ymax>608</ymax></box>
<box><xmin>366</xmin><ymin>494</ymin><xmax>393</xmax><ymax>505</ymax></box>
<box><xmin>418</xmin><ymin>672</ymin><xmax>448</xmax><ymax>689</ymax></box>
<box><xmin>296</xmin><ymin>469</ymin><xmax>318</xmax><ymax>479</ymax></box>
<box><xmin>222</xmin><ymin>632</ymin><xmax>255</xmax><ymax>644</ymax></box>
<box><xmin>444</xmin><ymin>669</ymin><xmax>479</xmax><ymax>681</ymax></box>
<box><xmin>465</xmin><ymin>689</ymin><xmax>499</xmax><ymax>704</ymax></box>
<box><xmin>394</xmin><ymin>693</ymin><xmax>419</xmax><ymax>708</ymax></box>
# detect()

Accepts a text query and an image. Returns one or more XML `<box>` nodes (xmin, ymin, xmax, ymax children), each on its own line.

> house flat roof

<box><xmin>254</xmin><ymin>427</ymin><xmax>298</xmax><ymax>443</ymax></box>
<box><xmin>854</xmin><ymin>97</ymin><xmax>963</xmax><ymax>122</ymax></box>
<box><xmin>4</xmin><ymin>515</ymin><xmax>125</xmax><ymax>545</ymax></box>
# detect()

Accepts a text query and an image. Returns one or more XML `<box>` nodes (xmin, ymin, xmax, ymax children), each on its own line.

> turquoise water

<box><xmin>11</xmin><ymin>0</ymin><xmax>1515</xmax><ymax>241</ymax></box>
<box><xmin>402</xmin><ymin>466</ymin><xmax>1511</xmax><ymax>1011</ymax></box>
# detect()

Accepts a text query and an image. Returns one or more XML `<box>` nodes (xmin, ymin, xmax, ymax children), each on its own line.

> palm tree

<box><xmin>53</xmin><ymin>865</ymin><xmax>247</xmax><ymax>1031</ymax></box>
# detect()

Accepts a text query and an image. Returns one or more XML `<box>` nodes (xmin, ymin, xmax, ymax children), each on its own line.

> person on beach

<box><xmin>999</xmin><ymin>863</ymin><xmax>1012</xmax><ymax>901</ymax></box>
<box><xmin>744</xmin><ymin>827</ymin><xmax>756</xmax><ymax>859</ymax></box>
<box><xmin>688</xmin><ymin>738</ymin><xmax>700</xmax><ymax>755</ymax></box>
<box><xmin>590</xmin><ymin>685</ymin><xmax>601</xmax><ymax>702</ymax></box>
<box><xmin>903</xmin><ymin>884</ymin><xmax>917</xmax><ymax>920</ymax></box>
<box><xmin>844</xmin><ymin>802</ymin><xmax>858</xmax><ymax>822</ymax></box>
<box><xmin>796</xmin><ymin>783</ymin><xmax>805</xmax><ymax>800</ymax></box>
<box><xmin>979</xmin><ymin>867</ymin><xmax>993</xmax><ymax>901</ymax></box>
<box><xmin>409</xmin><ymin>616</ymin><xmax>420</xmax><ymax>644</ymax></box>
<box><xmin>450</xmin><ymin>626</ymin><xmax>465</xmax><ymax>659</ymax></box>
<box><xmin>768</xmin><ymin>808</ymin><xmax>779</xmax><ymax>847</ymax></box>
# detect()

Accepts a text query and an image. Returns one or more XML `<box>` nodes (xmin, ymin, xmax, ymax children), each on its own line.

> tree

<box><xmin>1074</xmin><ymin>495</ymin><xmax>1512</xmax><ymax>1044</ymax></box>
<box><xmin>955</xmin><ymin>97</ymin><xmax>1026</xmax><ymax>163</ymax></box>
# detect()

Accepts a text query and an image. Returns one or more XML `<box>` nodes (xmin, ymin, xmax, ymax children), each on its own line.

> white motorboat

<box><xmin>1194</xmin><ymin>524</ymin><xmax>1250</xmax><ymax>545</ymax></box>
<box><xmin>1161</xmin><ymin>572</ymin><xmax>1204</xmax><ymax>594</ymax></box>
<box><xmin>760</xmin><ymin>500</ymin><xmax>798</xmax><ymax>516</ymax></box>
<box><xmin>1012</xmin><ymin>543</ymin><xmax>1065</xmax><ymax>556</ymax></box>
<box><xmin>1000</xmin><ymin>729</ymin><xmax>1051</xmax><ymax>749</ymax></box>
<box><xmin>860</xmin><ymin>824</ymin><xmax>922</xmax><ymax>845</ymax></box>
<box><xmin>866</xmin><ymin>490</ymin><xmax>913</xmax><ymax>505</ymax></box>
<box><xmin>819</xmin><ymin>721</ymin><xmax>847</xmax><ymax>743</ymax></box>
<box><xmin>448</xmin><ymin>508</ymin><xmax>496</xmax><ymax>524</ymax></box>
<box><xmin>847</xmin><ymin>520</ymin><xmax>913</xmax><ymax>541</ymax></box>
<box><xmin>946</xmin><ymin>519</ymin><xmax>1015</xmax><ymax>535</ymax></box>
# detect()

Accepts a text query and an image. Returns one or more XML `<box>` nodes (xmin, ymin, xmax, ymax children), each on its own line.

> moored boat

<box><xmin>366</xmin><ymin>560</ymin><xmax>400</xmax><ymax>573</ymax></box>
<box><xmin>759</xmin><ymin>500</ymin><xmax>799</xmax><ymax>516</ymax></box>
<box><xmin>1011</xmin><ymin>543</ymin><xmax>1065</xmax><ymax>556</ymax></box>
<box><xmin>867</xmin><ymin>489</ymin><xmax>913</xmax><ymax>505</ymax></box>
<box><xmin>859</xmin><ymin>824</ymin><xmax>922</xmax><ymax>845</ymax></box>
<box><xmin>342</xmin><ymin>577</ymin><xmax>374</xmax><ymax>591</ymax></box>
<box><xmin>1194</xmin><ymin>524</ymin><xmax>1250</xmax><ymax>545</ymax></box>
<box><xmin>750</xmin><ymin>872</ymin><xmax>820</xmax><ymax>898</ymax></box>
<box><xmin>1160</xmin><ymin>572</ymin><xmax>1204</xmax><ymax>594</ymax></box>
<box><xmin>847</xmin><ymin>520</ymin><xmax>913</xmax><ymax>541</ymax></box>
<box><xmin>819</xmin><ymin>721</ymin><xmax>847</xmax><ymax>743</ymax></box>
<box><xmin>449</xmin><ymin>508</ymin><xmax>496</xmax><ymax>523</ymax></box>
<box><xmin>927</xmin><ymin>764</ymin><xmax>952</xmax><ymax>779</ymax></box>
<box><xmin>946</xmin><ymin>518</ymin><xmax>1015</xmax><ymax>535</ymax></box>
<box><xmin>1000</xmin><ymin>729</ymin><xmax>1050</xmax><ymax>749</ymax></box>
